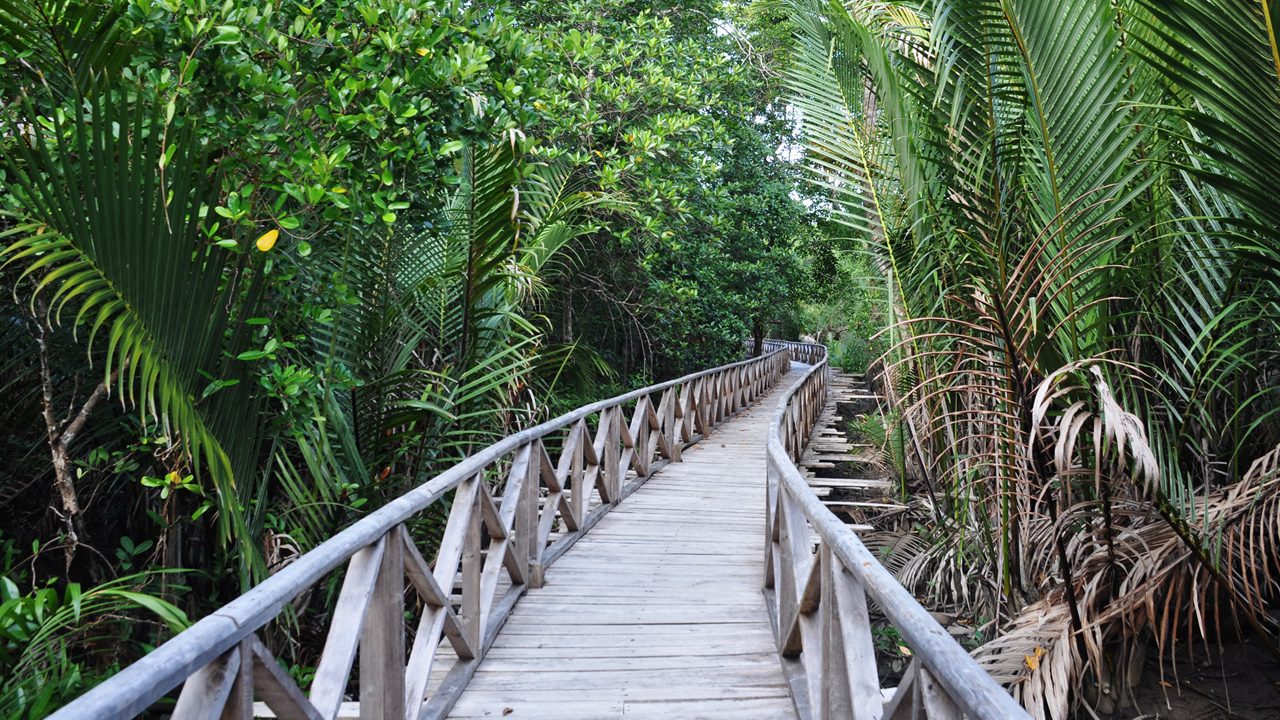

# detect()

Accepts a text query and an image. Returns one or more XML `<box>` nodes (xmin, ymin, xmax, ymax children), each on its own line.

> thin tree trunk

<box><xmin>35</xmin><ymin>308</ymin><xmax>118</xmax><ymax>571</ymax></box>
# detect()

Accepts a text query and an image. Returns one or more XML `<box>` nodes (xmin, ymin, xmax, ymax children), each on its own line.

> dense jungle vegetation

<box><xmin>1</xmin><ymin>0</ymin><xmax>1279</xmax><ymax>718</ymax></box>
<box><xmin>790</xmin><ymin>1</ymin><xmax>1280</xmax><ymax>718</ymax></box>
<box><xmin>0</xmin><ymin>1</ymin><xmax>820</xmax><ymax>714</ymax></box>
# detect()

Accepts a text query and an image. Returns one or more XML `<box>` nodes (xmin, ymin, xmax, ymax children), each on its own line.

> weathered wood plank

<box><xmin>443</xmin><ymin>367</ymin><xmax>805</xmax><ymax>720</ymax></box>
<box><xmin>248</xmin><ymin>636</ymin><xmax>323</xmax><ymax>720</ymax></box>
<box><xmin>309</xmin><ymin>538</ymin><xmax>386</xmax><ymax>720</ymax></box>
<box><xmin>359</xmin><ymin>530</ymin><xmax>404</xmax><ymax>720</ymax></box>
<box><xmin>172</xmin><ymin>646</ymin><xmax>239</xmax><ymax>720</ymax></box>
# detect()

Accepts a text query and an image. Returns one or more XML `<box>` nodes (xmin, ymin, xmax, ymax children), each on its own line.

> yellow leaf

<box><xmin>255</xmin><ymin>228</ymin><xmax>279</xmax><ymax>252</ymax></box>
<box><xmin>415</xmin><ymin>47</ymin><xmax>428</xmax><ymax>56</ymax></box>
<box><xmin>897</xmin><ymin>645</ymin><xmax>912</xmax><ymax>657</ymax></box>
<box><xmin>1024</xmin><ymin>645</ymin><xmax>1046</xmax><ymax>671</ymax></box>
<box><xmin>332</xmin><ymin>187</ymin><xmax>347</xmax><ymax>194</ymax></box>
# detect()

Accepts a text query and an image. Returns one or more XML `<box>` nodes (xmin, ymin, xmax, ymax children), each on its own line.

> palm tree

<box><xmin>3</xmin><ymin>84</ymin><xmax>268</xmax><ymax>584</ymax></box>
<box><xmin>262</xmin><ymin>141</ymin><xmax>620</xmax><ymax>564</ymax></box>
<box><xmin>783</xmin><ymin>0</ymin><xmax>1280</xmax><ymax>716</ymax></box>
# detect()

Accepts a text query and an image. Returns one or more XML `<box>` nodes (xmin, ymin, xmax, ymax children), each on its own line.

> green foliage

<box><xmin>852</xmin><ymin>409</ymin><xmax>905</xmax><ymax>487</ymax></box>
<box><xmin>0</xmin><ymin>574</ymin><xmax>188</xmax><ymax>719</ymax></box>
<box><xmin>800</xmin><ymin>247</ymin><xmax>889</xmax><ymax>373</ymax></box>
<box><xmin>108</xmin><ymin>0</ymin><xmax>539</xmax><ymax>236</ymax></box>
<box><xmin>784</xmin><ymin>0</ymin><xmax>1280</xmax><ymax>714</ymax></box>
<box><xmin>2</xmin><ymin>85</ymin><xmax>266</xmax><ymax>581</ymax></box>
<box><xmin>514</xmin><ymin>0</ymin><xmax>814</xmax><ymax>376</ymax></box>
<box><xmin>0</xmin><ymin>1</ymin><xmax>817</xmax><ymax>715</ymax></box>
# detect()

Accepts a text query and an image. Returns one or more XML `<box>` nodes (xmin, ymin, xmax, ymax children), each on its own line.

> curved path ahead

<box><xmin>445</xmin><ymin>367</ymin><xmax>807</xmax><ymax>720</ymax></box>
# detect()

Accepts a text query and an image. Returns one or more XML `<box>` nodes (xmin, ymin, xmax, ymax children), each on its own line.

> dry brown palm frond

<box><xmin>1029</xmin><ymin>365</ymin><xmax>1280</xmax><ymax>637</ymax></box>
<box><xmin>1012</xmin><ymin>478</ymin><xmax>1280</xmax><ymax>711</ymax></box>
<box><xmin>863</xmin><ymin>503</ymin><xmax>1004</xmax><ymax>619</ymax></box>
<box><xmin>870</xmin><ymin>483</ymin><xmax>1270</xmax><ymax>718</ymax></box>
<box><xmin>971</xmin><ymin>595</ymin><xmax>1077</xmax><ymax>720</ymax></box>
<box><xmin>1242</xmin><ymin>443</ymin><xmax>1280</xmax><ymax>485</ymax></box>
<box><xmin>1029</xmin><ymin>363</ymin><xmax>1159</xmax><ymax>494</ymax></box>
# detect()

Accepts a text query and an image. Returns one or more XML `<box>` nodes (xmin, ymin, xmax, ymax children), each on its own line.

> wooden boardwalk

<box><xmin>445</xmin><ymin>367</ymin><xmax>807</xmax><ymax>720</ymax></box>
<box><xmin>53</xmin><ymin>344</ymin><xmax>1028</xmax><ymax>720</ymax></box>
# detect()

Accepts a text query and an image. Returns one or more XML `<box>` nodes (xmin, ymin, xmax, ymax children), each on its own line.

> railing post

<box><xmin>568</xmin><ymin>421</ymin><xmax>587</xmax><ymax>526</ymax></box>
<box><xmin>360</xmin><ymin>529</ymin><xmax>405</xmax><ymax>720</ymax></box>
<box><xmin>764</xmin><ymin>459</ymin><xmax>778</xmax><ymax>590</ymax></box>
<box><xmin>461</xmin><ymin>479</ymin><xmax>483</xmax><ymax>652</ymax></box>
<box><xmin>310</xmin><ymin>537</ymin><xmax>387</xmax><ymax>719</ymax></box>
<box><xmin>606</xmin><ymin>407</ymin><xmax>622</xmax><ymax>500</ymax></box>
<box><xmin>917</xmin><ymin>665</ymin><xmax>962</xmax><ymax>719</ymax></box>
<box><xmin>673</xmin><ymin>386</ymin><xmax>691</xmax><ymax>448</ymax></box>
<box><xmin>172</xmin><ymin>644</ymin><xmax>243</xmax><ymax>720</ymax></box>
<box><xmin>819</xmin><ymin>545</ymin><xmax>850</xmax><ymax>720</ymax></box>
<box><xmin>523</xmin><ymin>442</ymin><xmax>542</xmax><ymax>588</ymax></box>
<box><xmin>883</xmin><ymin>660</ymin><xmax>920</xmax><ymax>720</ymax></box>
<box><xmin>662</xmin><ymin>387</ymin><xmax>678</xmax><ymax>459</ymax></box>
<box><xmin>838</xmin><ymin>567</ymin><xmax>882</xmax><ymax>719</ymax></box>
<box><xmin>774</xmin><ymin>490</ymin><xmax>798</xmax><ymax>657</ymax></box>
<box><xmin>629</xmin><ymin>397</ymin><xmax>651</xmax><ymax>476</ymax></box>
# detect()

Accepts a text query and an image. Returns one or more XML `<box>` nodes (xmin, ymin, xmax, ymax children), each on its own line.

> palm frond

<box><xmin>1</xmin><ymin>86</ymin><xmax>265</xmax><ymax>581</ymax></box>
<box><xmin>0</xmin><ymin>0</ymin><xmax>139</xmax><ymax>97</ymax></box>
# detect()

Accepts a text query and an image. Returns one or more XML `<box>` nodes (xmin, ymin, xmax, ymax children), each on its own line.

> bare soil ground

<box><xmin>1119</xmin><ymin>635</ymin><xmax>1280</xmax><ymax>720</ymax></box>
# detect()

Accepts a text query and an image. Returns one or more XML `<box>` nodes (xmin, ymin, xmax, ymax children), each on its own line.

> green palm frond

<box><xmin>1</xmin><ymin>87</ymin><xmax>265</xmax><ymax>582</ymax></box>
<box><xmin>518</xmin><ymin>158</ymin><xmax>621</xmax><ymax>279</ymax></box>
<box><xmin>997</xmin><ymin>0</ymin><xmax>1150</xmax><ymax>360</ymax></box>
<box><xmin>786</xmin><ymin>0</ymin><xmax>1280</xmax><ymax>709</ymax></box>
<box><xmin>0</xmin><ymin>0</ymin><xmax>139</xmax><ymax>97</ymax></box>
<box><xmin>1132</xmin><ymin>0</ymin><xmax>1280</xmax><ymax>278</ymax></box>
<box><xmin>276</xmin><ymin>140</ymin><xmax>613</xmax><ymax>546</ymax></box>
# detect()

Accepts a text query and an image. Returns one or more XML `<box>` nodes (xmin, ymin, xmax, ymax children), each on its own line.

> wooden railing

<box><xmin>52</xmin><ymin>350</ymin><xmax>791</xmax><ymax>720</ymax></box>
<box><xmin>761</xmin><ymin>338</ymin><xmax>826</xmax><ymax>365</ymax></box>
<box><xmin>764</xmin><ymin>344</ymin><xmax>1030</xmax><ymax>720</ymax></box>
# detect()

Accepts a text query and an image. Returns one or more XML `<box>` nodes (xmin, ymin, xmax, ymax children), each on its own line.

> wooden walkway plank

<box><xmin>443</xmin><ymin>368</ymin><xmax>809</xmax><ymax>720</ymax></box>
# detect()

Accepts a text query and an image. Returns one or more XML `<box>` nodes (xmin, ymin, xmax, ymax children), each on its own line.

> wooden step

<box><xmin>807</xmin><ymin>477</ymin><xmax>894</xmax><ymax>490</ymax></box>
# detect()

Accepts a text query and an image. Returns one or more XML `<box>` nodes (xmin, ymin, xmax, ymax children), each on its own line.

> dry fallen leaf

<box><xmin>1023</xmin><ymin>645</ymin><xmax>1046</xmax><ymax>671</ymax></box>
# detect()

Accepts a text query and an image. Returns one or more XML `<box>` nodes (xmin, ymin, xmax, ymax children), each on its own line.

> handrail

<box><xmin>764</xmin><ymin>344</ymin><xmax>1030</xmax><ymax>719</ymax></box>
<box><xmin>760</xmin><ymin>338</ymin><xmax>826</xmax><ymax>365</ymax></box>
<box><xmin>52</xmin><ymin>349</ymin><xmax>792</xmax><ymax>720</ymax></box>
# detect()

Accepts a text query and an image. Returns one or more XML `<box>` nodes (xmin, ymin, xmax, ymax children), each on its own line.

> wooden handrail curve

<box><xmin>760</xmin><ymin>338</ymin><xmax>826</xmax><ymax>365</ymax></box>
<box><xmin>764</xmin><ymin>344</ymin><xmax>1030</xmax><ymax>720</ymax></box>
<box><xmin>51</xmin><ymin>349</ymin><xmax>792</xmax><ymax>720</ymax></box>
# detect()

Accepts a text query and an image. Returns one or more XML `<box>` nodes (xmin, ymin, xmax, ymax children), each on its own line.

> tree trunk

<box><xmin>35</xmin><ymin>308</ymin><xmax>118</xmax><ymax>571</ymax></box>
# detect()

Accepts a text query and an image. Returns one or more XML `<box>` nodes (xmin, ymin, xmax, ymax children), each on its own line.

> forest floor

<box><xmin>1124</xmin><ymin>632</ymin><xmax>1280</xmax><ymax>720</ymax></box>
